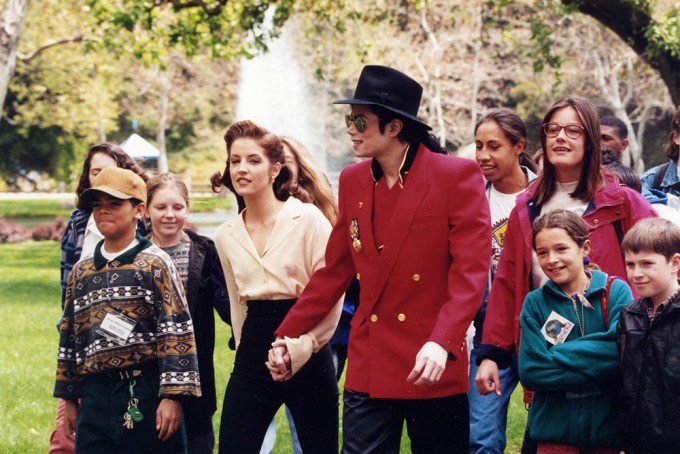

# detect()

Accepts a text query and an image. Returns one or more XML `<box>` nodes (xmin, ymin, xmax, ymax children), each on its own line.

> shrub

<box><xmin>0</xmin><ymin>217</ymin><xmax>66</xmax><ymax>243</ymax></box>
<box><xmin>0</xmin><ymin>218</ymin><xmax>31</xmax><ymax>243</ymax></box>
<box><xmin>32</xmin><ymin>218</ymin><xmax>66</xmax><ymax>241</ymax></box>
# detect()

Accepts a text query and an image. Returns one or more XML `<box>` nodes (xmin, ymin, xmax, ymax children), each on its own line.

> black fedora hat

<box><xmin>334</xmin><ymin>65</ymin><xmax>431</xmax><ymax>130</ymax></box>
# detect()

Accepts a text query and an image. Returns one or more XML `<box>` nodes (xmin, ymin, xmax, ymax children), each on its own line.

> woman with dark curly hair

<box><xmin>211</xmin><ymin>120</ymin><xmax>340</xmax><ymax>454</ymax></box>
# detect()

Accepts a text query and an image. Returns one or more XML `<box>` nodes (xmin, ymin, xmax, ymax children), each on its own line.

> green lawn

<box><xmin>0</xmin><ymin>195</ymin><xmax>234</xmax><ymax>220</ymax></box>
<box><xmin>190</xmin><ymin>195</ymin><xmax>236</xmax><ymax>213</ymax></box>
<box><xmin>0</xmin><ymin>241</ymin><xmax>526</xmax><ymax>453</ymax></box>
<box><xmin>0</xmin><ymin>198</ymin><xmax>74</xmax><ymax>219</ymax></box>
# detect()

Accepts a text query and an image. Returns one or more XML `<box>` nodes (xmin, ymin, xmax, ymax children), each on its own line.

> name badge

<box><xmin>541</xmin><ymin>311</ymin><xmax>574</xmax><ymax>345</ymax></box>
<box><xmin>98</xmin><ymin>311</ymin><xmax>136</xmax><ymax>345</ymax></box>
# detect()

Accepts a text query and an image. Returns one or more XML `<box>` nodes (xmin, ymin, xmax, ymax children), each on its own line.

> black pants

<box><xmin>218</xmin><ymin>299</ymin><xmax>339</xmax><ymax>454</ymax></box>
<box><xmin>341</xmin><ymin>389</ymin><xmax>469</xmax><ymax>454</ymax></box>
<box><xmin>76</xmin><ymin>364</ymin><xmax>186</xmax><ymax>453</ymax></box>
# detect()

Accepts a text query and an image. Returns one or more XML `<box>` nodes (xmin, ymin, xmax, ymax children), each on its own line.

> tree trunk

<box><xmin>417</xmin><ymin>5</ymin><xmax>446</xmax><ymax>146</ymax></box>
<box><xmin>590</xmin><ymin>47</ymin><xmax>645</xmax><ymax>171</ymax></box>
<box><xmin>564</xmin><ymin>0</ymin><xmax>680</xmax><ymax>107</ymax></box>
<box><xmin>156</xmin><ymin>72</ymin><xmax>170</xmax><ymax>173</ymax></box>
<box><xmin>470</xmin><ymin>1</ymin><xmax>483</xmax><ymax>134</ymax></box>
<box><xmin>0</xmin><ymin>0</ymin><xmax>30</xmax><ymax>112</ymax></box>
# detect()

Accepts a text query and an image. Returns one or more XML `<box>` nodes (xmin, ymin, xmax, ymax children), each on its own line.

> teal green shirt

<box><xmin>519</xmin><ymin>269</ymin><xmax>632</xmax><ymax>447</ymax></box>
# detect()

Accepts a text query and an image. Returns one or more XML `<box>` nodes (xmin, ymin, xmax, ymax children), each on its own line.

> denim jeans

<box><xmin>468</xmin><ymin>347</ymin><xmax>520</xmax><ymax>454</ymax></box>
<box><xmin>259</xmin><ymin>409</ymin><xmax>302</xmax><ymax>454</ymax></box>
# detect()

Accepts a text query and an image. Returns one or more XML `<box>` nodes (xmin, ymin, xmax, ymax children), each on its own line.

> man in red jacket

<box><xmin>269</xmin><ymin>65</ymin><xmax>490</xmax><ymax>453</ymax></box>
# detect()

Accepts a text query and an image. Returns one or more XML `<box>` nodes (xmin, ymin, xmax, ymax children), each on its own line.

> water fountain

<box><xmin>195</xmin><ymin>11</ymin><xmax>329</xmax><ymax>239</ymax></box>
<box><xmin>236</xmin><ymin>12</ymin><xmax>327</xmax><ymax>171</ymax></box>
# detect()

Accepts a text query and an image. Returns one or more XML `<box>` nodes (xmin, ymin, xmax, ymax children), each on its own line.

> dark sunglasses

<box><xmin>345</xmin><ymin>114</ymin><xmax>366</xmax><ymax>132</ymax></box>
<box><xmin>543</xmin><ymin>122</ymin><xmax>585</xmax><ymax>139</ymax></box>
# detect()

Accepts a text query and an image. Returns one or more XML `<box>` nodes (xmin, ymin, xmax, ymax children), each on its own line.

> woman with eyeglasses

<box><xmin>473</xmin><ymin>96</ymin><xmax>655</xmax><ymax>451</ymax></box>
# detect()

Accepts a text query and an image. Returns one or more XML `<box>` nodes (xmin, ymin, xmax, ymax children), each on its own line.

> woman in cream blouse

<box><xmin>210</xmin><ymin>120</ymin><xmax>341</xmax><ymax>454</ymax></box>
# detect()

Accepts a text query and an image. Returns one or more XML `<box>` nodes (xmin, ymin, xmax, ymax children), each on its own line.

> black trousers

<box><xmin>76</xmin><ymin>364</ymin><xmax>186</xmax><ymax>453</ymax></box>
<box><xmin>218</xmin><ymin>300</ymin><xmax>339</xmax><ymax>454</ymax></box>
<box><xmin>341</xmin><ymin>389</ymin><xmax>469</xmax><ymax>454</ymax></box>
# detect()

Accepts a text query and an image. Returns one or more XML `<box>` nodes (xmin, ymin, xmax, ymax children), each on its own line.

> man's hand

<box><xmin>156</xmin><ymin>398</ymin><xmax>182</xmax><ymax>441</ymax></box>
<box><xmin>407</xmin><ymin>341</ymin><xmax>448</xmax><ymax>386</ymax></box>
<box><xmin>63</xmin><ymin>399</ymin><xmax>78</xmax><ymax>440</ymax></box>
<box><xmin>474</xmin><ymin>359</ymin><xmax>501</xmax><ymax>396</ymax></box>
<box><xmin>266</xmin><ymin>337</ymin><xmax>291</xmax><ymax>382</ymax></box>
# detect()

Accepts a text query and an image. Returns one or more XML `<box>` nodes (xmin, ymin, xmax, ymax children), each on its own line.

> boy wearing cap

<box><xmin>53</xmin><ymin>167</ymin><xmax>201</xmax><ymax>453</ymax></box>
<box><xmin>269</xmin><ymin>65</ymin><xmax>490</xmax><ymax>453</ymax></box>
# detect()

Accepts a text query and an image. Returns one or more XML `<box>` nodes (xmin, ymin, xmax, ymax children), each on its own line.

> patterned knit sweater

<box><xmin>54</xmin><ymin>235</ymin><xmax>201</xmax><ymax>399</ymax></box>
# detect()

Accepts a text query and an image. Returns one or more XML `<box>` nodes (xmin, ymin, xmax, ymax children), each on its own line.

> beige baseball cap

<box><xmin>79</xmin><ymin>167</ymin><xmax>147</xmax><ymax>204</ymax></box>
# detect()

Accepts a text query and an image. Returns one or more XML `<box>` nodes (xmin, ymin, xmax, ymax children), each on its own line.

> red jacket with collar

<box><xmin>276</xmin><ymin>145</ymin><xmax>491</xmax><ymax>399</ymax></box>
<box><xmin>481</xmin><ymin>176</ymin><xmax>656</xmax><ymax>356</ymax></box>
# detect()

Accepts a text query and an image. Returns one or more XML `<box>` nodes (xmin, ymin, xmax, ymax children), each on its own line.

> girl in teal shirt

<box><xmin>519</xmin><ymin>209</ymin><xmax>632</xmax><ymax>453</ymax></box>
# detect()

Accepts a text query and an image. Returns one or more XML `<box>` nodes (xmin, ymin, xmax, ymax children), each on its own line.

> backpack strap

<box><xmin>652</xmin><ymin>161</ymin><xmax>671</xmax><ymax>191</ymax></box>
<box><xmin>601</xmin><ymin>275</ymin><xmax>618</xmax><ymax>327</ymax></box>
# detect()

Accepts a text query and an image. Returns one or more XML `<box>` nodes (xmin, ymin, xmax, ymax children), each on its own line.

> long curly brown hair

<box><xmin>281</xmin><ymin>136</ymin><xmax>338</xmax><ymax>225</ymax></box>
<box><xmin>210</xmin><ymin>120</ymin><xmax>293</xmax><ymax>212</ymax></box>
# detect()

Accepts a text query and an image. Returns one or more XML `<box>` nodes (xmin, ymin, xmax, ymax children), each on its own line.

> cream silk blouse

<box><xmin>214</xmin><ymin>196</ymin><xmax>343</xmax><ymax>374</ymax></box>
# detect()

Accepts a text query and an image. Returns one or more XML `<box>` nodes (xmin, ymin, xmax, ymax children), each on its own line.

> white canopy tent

<box><xmin>120</xmin><ymin>133</ymin><xmax>160</xmax><ymax>160</ymax></box>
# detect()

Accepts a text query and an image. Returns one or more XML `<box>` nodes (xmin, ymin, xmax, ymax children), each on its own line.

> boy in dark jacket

<box><xmin>53</xmin><ymin>167</ymin><xmax>201</xmax><ymax>453</ymax></box>
<box><xmin>618</xmin><ymin>217</ymin><xmax>680</xmax><ymax>454</ymax></box>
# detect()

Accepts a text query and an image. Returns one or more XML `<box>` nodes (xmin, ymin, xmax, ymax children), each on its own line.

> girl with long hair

<box><xmin>211</xmin><ymin>120</ymin><xmax>340</xmax><ymax>453</ymax></box>
<box><xmin>469</xmin><ymin>108</ymin><xmax>537</xmax><ymax>454</ymax></box>
<box><xmin>145</xmin><ymin>173</ymin><xmax>229</xmax><ymax>454</ymax></box>
<box><xmin>281</xmin><ymin>136</ymin><xmax>338</xmax><ymax>225</ymax></box>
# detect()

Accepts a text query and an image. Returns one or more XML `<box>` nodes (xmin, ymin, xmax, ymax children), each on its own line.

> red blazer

<box><xmin>277</xmin><ymin>145</ymin><xmax>491</xmax><ymax>399</ymax></box>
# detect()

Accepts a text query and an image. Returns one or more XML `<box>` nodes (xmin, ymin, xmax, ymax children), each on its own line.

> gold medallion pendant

<box><xmin>350</xmin><ymin>218</ymin><xmax>362</xmax><ymax>253</ymax></box>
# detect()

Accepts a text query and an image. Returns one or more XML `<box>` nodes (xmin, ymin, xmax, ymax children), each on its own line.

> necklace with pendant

<box><xmin>569</xmin><ymin>272</ymin><xmax>592</xmax><ymax>337</ymax></box>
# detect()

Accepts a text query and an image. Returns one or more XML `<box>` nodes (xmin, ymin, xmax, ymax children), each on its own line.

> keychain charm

<box><xmin>128</xmin><ymin>399</ymin><xmax>144</xmax><ymax>422</ymax></box>
<box><xmin>122</xmin><ymin>379</ymin><xmax>144</xmax><ymax>429</ymax></box>
<box><xmin>123</xmin><ymin>412</ymin><xmax>134</xmax><ymax>429</ymax></box>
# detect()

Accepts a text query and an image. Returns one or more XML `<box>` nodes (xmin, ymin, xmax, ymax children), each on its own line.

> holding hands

<box><xmin>267</xmin><ymin>337</ymin><xmax>292</xmax><ymax>381</ymax></box>
<box><xmin>267</xmin><ymin>339</ymin><xmax>450</xmax><ymax>387</ymax></box>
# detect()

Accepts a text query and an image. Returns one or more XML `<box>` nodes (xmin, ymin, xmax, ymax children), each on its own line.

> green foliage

<box><xmin>646</xmin><ymin>8</ymin><xmax>680</xmax><ymax>58</ymax></box>
<box><xmin>624</xmin><ymin>0</ymin><xmax>653</xmax><ymax>14</ymax></box>
<box><xmin>516</xmin><ymin>0</ymin><xmax>581</xmax><ymax>86</ymax></box>
<box><xmin>0</xmin><ymin>1</ymin><xmax>125</xmax><ymax>183</ymax></box>
<box><xmin>12</xmin><ymin>1</ymin><xmax>122</xmax><ymax>138</ymax></box>
<box><xmin>528</xmin><ymin>18</ymin><xmax>561</xmax><ymax>72</ymax></box>
<box><xmin>0</xmin><ymin>120</ymin><xmax>86</xmax><ymax>186</ymax></box>
<box><xmin>85</xmin><ymin>0</ymin><xmax>296</xmax><ymax>62</ymax></box>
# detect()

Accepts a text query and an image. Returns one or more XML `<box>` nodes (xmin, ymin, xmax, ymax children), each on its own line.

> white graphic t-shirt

<box><xmin>488</xmin><ymin>185</ymin><xmax>524</xmax><ymax>281</ymax></box>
